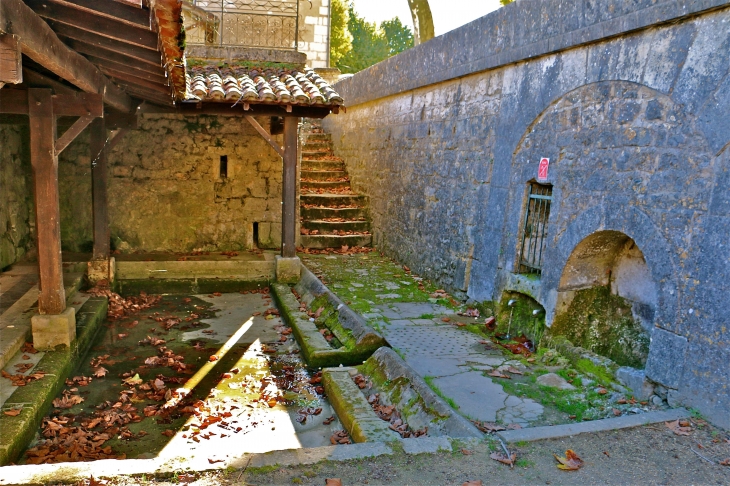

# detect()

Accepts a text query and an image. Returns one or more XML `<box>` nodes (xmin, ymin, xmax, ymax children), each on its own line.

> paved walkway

<box><xmin>372</xmin><ymin>302</ymin><xmax>544</xmax><ymax>426</ymax></box>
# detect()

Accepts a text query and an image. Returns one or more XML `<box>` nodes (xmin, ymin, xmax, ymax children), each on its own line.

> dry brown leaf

<box><xmin>325</xmin><ymin>479</ymin><xmax>342</xmax><ymax>486</ymax></box>
<box><xmin>207</xmin><ymin>458</ymin><xmax>224</xmax><ymax>464</ymax></box>
<box><xmin>3</xmin><ymin>408</ymin><xmax>21</xmax><ymax>416</ymax></box>
<box><xmin>719</xmin><ymin>458</ymin><xmax>730</xmax><ymax>466</ymax></box>
<box><xmin>665</xmin><ymin>419</ymin><xmax>692</xmax><ymax>436</ymax></box>
<box><xmin>554</xmin><ymin>449</ymin><xmax>584</xmax><ymax>470</ymax></box>
<box><xmin>490</xmin><ymin>451</ymin><xmax>516</xmax><ymax>467</ymax></box>
<box><xmin>597</xmin><ymin>387</ymin><xmax>608</xmax><ymax>394</ymax></box>
<box><xmin>487</xmin><ymin>370</ymin><xmax>510</xmax><ymax>379</ymax></box>
<box><xmin>505</xmin><ymin>366</ymin><xmax>524</xmax><ymax>375</ymax></box>
<box><xmin>461</xmin><ymin>449</ymin><xmax>473</xmax><ymax>455</ymax></box>
<box><xmin>612</xmin><ymin>408</ymin><xmax>622</xmax><ymax>416</ymax></box>
<box><xmin>93</xmin><ymin>367</ymin><xmax>108</xmax><ymax>378</ymax></box>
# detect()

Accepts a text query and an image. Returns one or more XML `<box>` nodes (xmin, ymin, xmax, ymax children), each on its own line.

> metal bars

<box><xmin>183</xmin><ymin>0</ymin><xmax>299</xmax><ymax>49</ymax></box>
<box><xmin>518</xmin><ymin>183</ymin><xmax>552</xmax><ymax>275</ymax></box>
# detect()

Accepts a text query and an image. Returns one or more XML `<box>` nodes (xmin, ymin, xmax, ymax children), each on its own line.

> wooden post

<box><xmin>281</xmin><ymin>116</ymin><xmax>299</xmax><ymax>258</ymax></box>
<box><xmin>90</xmin><ymin>117</ymin><xmax>110</xmax><ymax>259</ymax></box>
<box><xmin>29</xmin><ymin>88</ymin><xmax>65</xmax><ymax>315</ymax></box>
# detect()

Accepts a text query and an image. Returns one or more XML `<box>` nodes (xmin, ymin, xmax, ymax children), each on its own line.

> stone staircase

<box><xmin>299</xmin><ymin>120</ymin><xmax>372</xmax><ymax>249</ymax></box>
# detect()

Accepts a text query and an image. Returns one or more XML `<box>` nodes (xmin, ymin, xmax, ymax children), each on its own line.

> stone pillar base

<box><xmin>275</xmin><ymin>255</ymin><xmax>301</xmax><ymax>284</ymax></box>
<box><xmin>31</xmin><ymin>307</ymin><xmax>76</xmax><ymax>350</ymax></box>
<box><xmin>87</xmin><ymin>257</ymin><xmax>116</xmax><ymax>286</ymax></box>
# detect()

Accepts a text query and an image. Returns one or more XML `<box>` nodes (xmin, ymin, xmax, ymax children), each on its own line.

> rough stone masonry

<box><xmin>323</xmin><ymin>0</ymin><xmax>730</xmax><ymax>428</ymax></box>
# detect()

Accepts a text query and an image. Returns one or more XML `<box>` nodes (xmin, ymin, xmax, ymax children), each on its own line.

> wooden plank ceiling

<box><xmin>23</xmin><ymin>0</ymin><xmax>181</xmax><ymax>107</ymax></box>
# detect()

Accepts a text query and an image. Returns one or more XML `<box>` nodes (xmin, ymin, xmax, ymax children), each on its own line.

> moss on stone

<box><xmin>549</xmin><ymin>286</ymin><xmax>649</xmax><ymax>368</ymax></box>
<box><xmin>495</xmin><ymin>292</ymin><xmax>546</xmax><ymax>344</ymax></box>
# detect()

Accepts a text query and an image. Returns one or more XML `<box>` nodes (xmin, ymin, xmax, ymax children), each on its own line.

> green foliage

<box><xmin>381</xmin><ymin>17</ymin><xmax>414</xmax><ymax>56</ymax></box>
<box><xmin>329</xmin><ymin>0</ymin><xmax>352</xmax><ymax>66</ymax></box>
<box><xmin>335</xmin><ymin>4</ymin><xmax>414</xmax><ymax>73</ymax></box>
<box><xmin>500</xmin><ymin>0</ymin><xmax>515</xmax><ymax>5</ymax></box>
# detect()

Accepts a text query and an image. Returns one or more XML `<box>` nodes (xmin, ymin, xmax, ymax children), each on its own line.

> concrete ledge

<box><xmin>115</xmin><ymin>278</ymin><xmax>270</xmax><ymax>296</ymax></box>
<box><xmin>31</xmin><ymin>308</ymin><xmax>76</xmax><ymax>350</ymax></box>
<box><xmin>363</xmin><ymin>348</ymin><xmax>484</xmax><ymax>439</ymax></box>
<box><xmin>275</xmin><ymin>255</ymin><xmax>301</xmax><ymax>283</ymax></box>
<box><xmin>322</xmin><ymin>368</ymin><xmax>399</xmax><ymax>443</ymax></box>
<box><xmin>0</xmin><ymin>298</ymin><xmax>108</xmax><ymax>466</ymax></box>
<box><xmin>496</xmin><ymin>408</ymin><xmax>689</xmax><ymax>443</ymax></box>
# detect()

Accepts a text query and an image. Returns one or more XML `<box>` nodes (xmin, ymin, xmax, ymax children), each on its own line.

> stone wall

<box><xmin>0</xmin><ymin>124</ymin><xmax>34</xmax><ymax>268</ymax></box>
<box><xmin>323</xmin><ymin>0</ymin><xmax>730</xmax><ymax>427</ymax></box>
<box><xmin>57</xmin><ymin>114</ymin><xmax>288</xmax><ymax>253</ymax></box>
<box><xmin>297</xmin><ymin>0</ymin><xmax>330</xmax><ymax>68</ymax></box>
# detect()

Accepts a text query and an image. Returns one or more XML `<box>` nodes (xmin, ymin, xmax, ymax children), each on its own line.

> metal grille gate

<box><xmin>183</xmin><ymin>0</ymin><xmax>299</xmax><ymax>49</ymax></box>
<box><xmin>518</xmin><ymin>183</ymin><xmax>552</xmax><ymax>275</ymax></box>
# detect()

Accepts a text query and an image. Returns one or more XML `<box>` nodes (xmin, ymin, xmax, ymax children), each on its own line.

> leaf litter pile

<box><xmin>22</xmin><ymin>290</ymin><xmax>346</xmax><ymax>464</ymax></box>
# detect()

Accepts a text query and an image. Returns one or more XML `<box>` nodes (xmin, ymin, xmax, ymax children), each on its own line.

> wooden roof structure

<box><xmin>0</xmin><ymin>0</ymin><xmax>340</xmax><ymax>327</ymax></box>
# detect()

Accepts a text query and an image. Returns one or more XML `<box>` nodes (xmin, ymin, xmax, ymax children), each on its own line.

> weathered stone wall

<box><xmin>0</xmin><ymin>124</ymin><xmax>34</xmax><ymax>268</ymax></box>
<box><xmin>297</xmin><ymin>0</ymin><xmax>330</xmax><ymax>68</ymax></box>
<box><xmin>323</xmin><ymin>1</ymin><xmax>730</xmax><ymax>427</ymax></box>
<box><xmin>57</xmin><ymin>114</ymin><xmax>287</xmax><ymax>253</ymax></box>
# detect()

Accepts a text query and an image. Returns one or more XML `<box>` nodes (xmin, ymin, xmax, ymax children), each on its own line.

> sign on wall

<box><xmin>538</xmin><ymin>157</ymin><xmax>550</xmax><ymax>181</ymax></box>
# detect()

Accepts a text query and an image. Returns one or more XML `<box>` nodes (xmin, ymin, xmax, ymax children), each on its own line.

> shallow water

<box><xmin>23</xmin><ymin>291</ymin><xmax>344</xmax><ymax>465</ymax></box>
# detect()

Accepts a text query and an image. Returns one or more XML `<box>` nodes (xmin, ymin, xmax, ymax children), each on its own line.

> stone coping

<box><xmin>333</xmin><ymin>0</ymin><xmax>730</xmax><ymax>107</ymax></box>
<box><xmin>0</xmin><ymin>297</ymin><xmax>108</xmax><ymax>466</ymax></box>
<box><xmin>271</xmin><ymin>266</ymin><xmax>387</xmax><ymax>368</ymax></box>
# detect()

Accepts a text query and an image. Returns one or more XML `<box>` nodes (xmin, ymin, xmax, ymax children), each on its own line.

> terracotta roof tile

<box><xmin>185</xmin><ymin>66</ymin><xmax>344</xmax><ymax>106</ymax></box>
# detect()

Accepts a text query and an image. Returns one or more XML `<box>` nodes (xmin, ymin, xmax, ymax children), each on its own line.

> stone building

<box><xmin>324</xmin><ymin>0</ymin><xmax>730</xmax><ymax>428</ymax></box>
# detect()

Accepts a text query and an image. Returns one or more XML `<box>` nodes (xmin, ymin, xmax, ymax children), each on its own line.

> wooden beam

<box><xmin>28</xmin><ymin>89</ymin><xmax>66</xmax><ymax>315</ymax></box>
<box><xmin>92</xmin><ymin>56</ymin><xmax>167</xmax><ymax>83</ymax></box>
<box><xmin>281</xmin><ymin>117</ymin><xmax>299</xmax><ymax>258</ymax></box>
<box><xmin>90</xmin><ymin>117</ymin><xmax>110</xmax><ymax>259</ymax></box>
<box><xmin>108</xmin><ymin>74</ymin><xmax>171</xmax><ymax>95</ymax></box>
<box><xmin>0</xmin><ymin>34</ymin><xmax>22</xmax><ymax>84</ymax></box>
<box><xmin>245</xmin><ymin>115</ymin><xmax>285</xmax><ymax>158</ymax></box>
<box><xmin>141</xmin><ymin>102</ymin><xmax>334</xmax><ymax>119</ymax></box>
<box><xmin>45</xmin><ymin>0</ymin><xmax>152</xmax><ymax>30</ymax></box>
<box><xmin>26</xmin><ymin>0</ymin><xmax>159</xmax><ymax>50</ymax></box>
<box><xmin>67</xmin><ymin>40</ymin><xmax>164</xmax><ymax>71</ymax></box>
<box><xmin>106</xmin><ymin>128</ymin><xmax>129</xmax><ymax>152</ymax></box>
<box><xmin>22</xmin><ymin>68</ymin><xmax>76</xmax><ymax>95</ymax></box>
<box><xmin>57</xmin><ymin>28</ymin><xmax>162</xmax><ymax>66</ymax></box>
<box><xmin>119</xmin><ymin>86</ymin><xmax>174</xmax><ymax>106</ymax></box>
<box><xmin>105</xmin><ymin>111</ymin><xmax>138</xmax><ymax>130</ymax></box>
<box><xmin>55</xmin><ymin>115</ymin><xmax>94</xmax><ymax>155</ymax></box>
<box><xmin>0</xmin><ymin>0</ymin><xmax>133</xmax><ymax>112</ymax></box>
<box><xmin>0</xmin><ymin>90</ymin><xmax>103</xmax><ymax>116</ymax></box>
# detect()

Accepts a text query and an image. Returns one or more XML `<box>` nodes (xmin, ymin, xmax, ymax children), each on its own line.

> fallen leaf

<box><xmin>325</xmin><ymin>479</ymin><xmax>342</xmax><ymax>486</ymax></box>
<box><xmin>207</xmin><ymin>458</ymin><xmax>224</xmax><ymax>464</ymax></box>
<box><xmin>665</xmin><ymin>419</ymin><xmax>692</xmax><ymax>436</ymax></box>
<box><xmin>3</xmin><ymin>408</ymin><xmax>21</xmax><ymax>416</ymax></box>
<box><xmin>597</xmin><ymin>388</ymin><xmax>608</xmax><ymax>395</ymax></box>
<box><xmin>441</xmin><ymin>317</ymin><xmax>451</xmax><ymax>323</ymax></box>
<box><xmin>603</xmin><ymin>451</ymin><xmax>611</xmax><ymax>458</ymax></box>
<box><xmin>461</xmin><ymin>449</ymin><xmax>473</xmax><ymax>455</ymax></box>
<box><xmin>719</xmin><ymin>458</ymin><xmax>730</xmax><ymax>466</ymax></box>
<box><xmin>161</xmin><ymin>429</ymin><xmax>175</xmax><ymax>437</ymax></box>
<box><xmin>487</xmin><ymin>370</ymin><xmax>510</xmax><ymax>379</ymax></box>
<box><xmin>505</xmin><ymin>366</ymin><xmax>524</xmax><ymax>375</ymax></box>
<box><xmin>490</xmin><ymin>451</ymin><xmax>516</xmax><ymax>467</ymax></box>
<box><xmin>612</xmin><ymin>408</ymin><xmax>622</xmax><ymax>416</ymax></box>
<box><xmin>554</xmin><ymin>449</ymin><xmax>584</xmax><ymax>470</ymax></box>
<box><xmin>209</xmin><ymin>355</ymin><xmax>218</xmax><ymax>362</ymax></box>
<box><xmin>123</xmin><ymin>374</ymin><xmax>143</xmax><ymax>386</ymax></box>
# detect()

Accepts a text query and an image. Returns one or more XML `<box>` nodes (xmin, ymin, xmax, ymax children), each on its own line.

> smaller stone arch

<box><xmin>551</xmin><ymin>230</ymin><xmax>656</xmax><ymax>368</ymax></box>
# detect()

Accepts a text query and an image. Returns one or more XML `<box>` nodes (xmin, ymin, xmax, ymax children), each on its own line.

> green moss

<box><xmin>423</xmin><ymin>376</ymin><xmax>459</xmax><ymax>411</ymax></box>
<box><xmin>575</xmin><ymin>358</ymin><xmax>615</xmax><ymax>386</ymax></box>
<box><xmin>549</xmin><ymin>286</ymin><xmax>649</xmax><ymax>368</ymax></box>
<box><xmin>495</xmin><ymin>292</ymin><xmax>545</xmax><ymax>344</ymax></box>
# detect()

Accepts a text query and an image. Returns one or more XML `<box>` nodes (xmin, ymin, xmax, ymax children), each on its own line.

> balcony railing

<box><xmin>183</xmin><ymin>0</ymin><xmax>299</xmax><ymax>50</ymax></box>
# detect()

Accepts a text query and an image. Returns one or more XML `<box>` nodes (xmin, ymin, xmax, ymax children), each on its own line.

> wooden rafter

<box><xmin>90</xmin><ymin>56</ymin><xmax>167</xmax><ymax>83</ymax></box>
<box><xmin>0</xmin><ymin>34</ymin><xmax>22</xmax><ymax>85</ymax></box>
<box><xmin>22</xmin><ymin>68</ymin><xmax>77</xmax><ymax>95</ymax></box>
<box><xmin>56</xmin><ymin>27</ymin><xmax>162</xmax><ymax>66</ymax></box>
<box><xmin>25</xmin><ymin>0</ymin><xmax>158</xmax><ymax>50</ymax></box>
<box><xmin>40</xmin><ymin>0</ymin><xmax>153</xmax><ymax>30</ymax></box>
<box><xmin>0</xmin><ymin>89</ymin><xmax>104</xmax><ymax>116</ymax></box>
<box><xmin>0</xmin><ymin>0</ymin><xmax>133</xmax><ymax>112</ymax></box>
<box><xmin>55</xmin><ymin>115</ymin><xmax>94</xmax><ymax>154</ymax></box>
<box><xmin>108</xmin><ymin>74</ymin><xmax>171</xmax><ymax>95</ymax></box>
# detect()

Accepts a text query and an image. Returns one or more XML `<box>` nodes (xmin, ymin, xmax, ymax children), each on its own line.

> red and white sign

<box><xmin>537</xmin><ymin>157</ymin><xmax>550</xmax><ymax>181</ymax></box>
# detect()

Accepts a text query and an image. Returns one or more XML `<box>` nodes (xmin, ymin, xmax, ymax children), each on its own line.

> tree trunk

<box><xmin>407</xmin><ymin>0</ymin><xmax>434</xmax><ymax>45</ymax></box>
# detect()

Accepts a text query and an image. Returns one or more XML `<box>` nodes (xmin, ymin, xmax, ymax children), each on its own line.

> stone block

<box><xmin>645</xmin><ymin>327</ymin><xmax>687</xmax><ymax>389</ymax></box>
<box><xmin>87</xmin><ymin>257</ymin><xmax>116</xmax><ymax>285</ymax></box>
<box><xmin>275</xmin><ymin>256</ymin><xmax>301</xmax><ymax>283</ymax></box>
<box><xmin>31</xmin><ymin>307</ymin><xmax>76</xmax><ymax>350</ymax></box>
<box><xmin>616</xmin><ymin>366</ymin><xmax>654</xmax><ymax>399</ymax></box>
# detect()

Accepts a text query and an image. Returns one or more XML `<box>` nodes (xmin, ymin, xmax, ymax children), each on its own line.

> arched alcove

<box><xmin>551</xmin><ymin>231</ymin><xmax>655</xmax><ymax>368</ymax></box>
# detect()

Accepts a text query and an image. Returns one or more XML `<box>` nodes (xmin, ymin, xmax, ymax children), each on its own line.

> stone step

<box><xmin>303</xmin><ymin>133</ymin><xmax>331</xmax><ymax>141</ymax></box>
<box><xmin>301</xmin><ymin>206</ymin><xmax>369</xmax><ymax>220</ymax></box>
<box><xmin>301</xmin><ymin>169</ymin><xmax>347</xmax><ymax>180</ymax></box>
<box><xmin>301</xmin><ymin>180</ymin><xmax>352</xmax><ymax>190</ymax></box>
<box><xmin>301</xmin><ymin>220</ymin><xmax>370</xmax><ymax>233</ymax></box>
<box><xmin>302</xmin><ymin>140</ymin><xmax>332</xmax><ymax>150</ymax></box>
<box><xmin>301</xmin><ymin>147</ymin><xmax>331</xmax><ymax>156</ymax></box>
<box><xmin>301</xmin><ymin>159</ymin><xmax>345</xmax><ymax>171</ymax></box>
<box><xmin>301</xmin><ymin>193</ymin><xmax>368</xmax><ymax>207</ymax></box>
<box><xmin>300</xmin><ymin>234</ymin><xmax>373</xmax><ymax>249</ymax></box>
